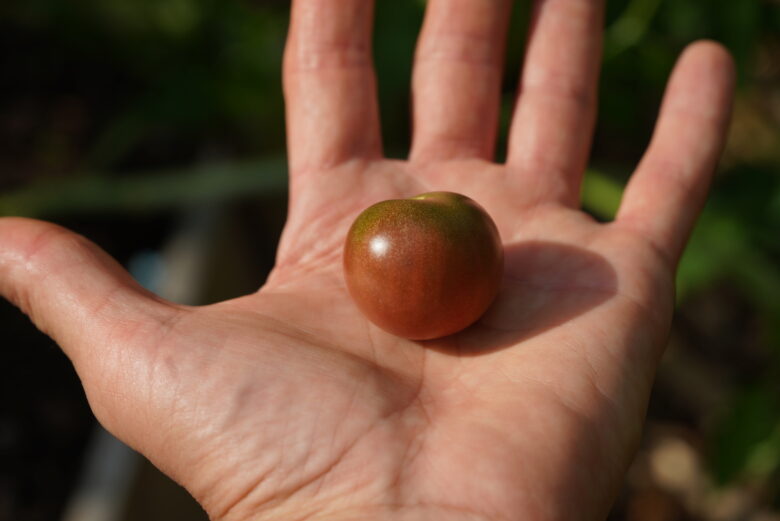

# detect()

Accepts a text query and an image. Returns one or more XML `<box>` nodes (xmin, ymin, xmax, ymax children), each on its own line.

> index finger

<box><xmin>284</xmin><ymin>0</ymin><xmax>382</xmax><ymax>174</ymax></box>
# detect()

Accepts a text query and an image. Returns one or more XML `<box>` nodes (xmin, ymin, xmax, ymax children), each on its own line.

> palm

<box><xmin>109</xmin><ymin>159</ymin><xmax>674</xmax><ymax>521</ymax></box>
<box><xmin>0</xmin><ymin>2</ymin><xmax>735</xmax><ymax>521</ymax></box>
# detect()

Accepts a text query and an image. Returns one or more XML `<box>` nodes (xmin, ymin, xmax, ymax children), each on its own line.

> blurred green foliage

<box><xmin>1</xmin><ymin>0</ymin><xmax>780</xmax><ymax>502</ymax></box>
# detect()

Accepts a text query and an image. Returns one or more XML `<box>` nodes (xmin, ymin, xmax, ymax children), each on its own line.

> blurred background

<box><xmin>0</xmin><ymin>0</ymin><xmax>779</xmax><ymax>520</ymax></box>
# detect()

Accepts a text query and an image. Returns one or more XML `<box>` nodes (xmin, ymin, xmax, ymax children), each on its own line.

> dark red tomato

<box><xmin>343</xmin><ymin>192</ymin><xmax>503</xmax><ymax>340</ymax></box>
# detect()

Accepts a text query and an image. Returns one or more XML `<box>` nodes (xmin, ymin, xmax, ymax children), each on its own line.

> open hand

<box><xmin>0</xmin><ymin>1</ymin><xmax>734</xmax><ymax>520</ymax></box>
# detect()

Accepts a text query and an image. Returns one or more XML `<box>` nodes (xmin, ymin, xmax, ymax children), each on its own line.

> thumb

<box><xmin>0</xmin><ymin>217</ymin><xmax>179</xmax><ymax>377</ymax></box>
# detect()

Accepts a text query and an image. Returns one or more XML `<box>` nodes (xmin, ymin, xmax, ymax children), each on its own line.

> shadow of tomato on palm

<box><xmin>425</xmin><ymin>240</ymin><xmax>618</xmax><ymax>356</ymax></box>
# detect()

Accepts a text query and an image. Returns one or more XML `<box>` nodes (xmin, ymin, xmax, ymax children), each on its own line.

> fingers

<box><xmin>0</xmin><ymin>218</ymin><xmax>177</xmax><ymax>371</ymax></box>
<box><xmin>507</xmin><ymin>0</ymin><xmax>605</xmax><ymax>206</ymax></box>
<box><xmin>283</xmin><ymin>0</ymin><xmax>382</xmax><ymax>174</ymax></box>
<box><xmin>410</xmin><ymin>0</ymin><xmax>513</xmax><ymax>162</ymax></box>
<box><xmin>616</xmin><ymin>41</ymin><xmax>736</xmax><ymax>265</ymax></box>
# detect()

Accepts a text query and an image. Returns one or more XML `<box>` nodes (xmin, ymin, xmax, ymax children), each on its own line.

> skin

<box><xmin>344</xmin><ymin>191</ymin><xmax>503</xmax><ymax>340</ymax></box>
<box><xmin>0</xmin><ymin>1</ymin><xmax>735</xmax><ymax>520</ymax></box>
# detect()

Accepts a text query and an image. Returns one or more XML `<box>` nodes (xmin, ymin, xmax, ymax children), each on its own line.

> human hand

<box><xmin>0</xmin><ymin>1</ymin><xmax>734</xmax><ymax>520</ymax></box>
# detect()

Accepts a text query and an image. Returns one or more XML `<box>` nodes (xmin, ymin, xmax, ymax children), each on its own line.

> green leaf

<box><xmin>711</xmin><ymin>386</ymin><xmax>780</xmax><ymax>484</ymax></box>
<box><xmin>0</xmin><ymin>158</ymin><xmax>287</xmax><ymax>218</ymax></box>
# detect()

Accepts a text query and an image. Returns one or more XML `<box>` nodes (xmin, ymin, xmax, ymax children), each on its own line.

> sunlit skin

<box><xmin>0</xmin><ymin>1</ymin><xmax>734</xmax><ymax>520</ymax></box>
<box><xmin>344</xmin><ymin>192</ymin><xmax>503</xmax><ymax>340</ymax></box>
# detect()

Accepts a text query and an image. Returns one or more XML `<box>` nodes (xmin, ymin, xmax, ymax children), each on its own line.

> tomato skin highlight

<box><xmin>343</xmin><ymin>192</ymin><xmax>504</xmax><ymax>340</ymax></box>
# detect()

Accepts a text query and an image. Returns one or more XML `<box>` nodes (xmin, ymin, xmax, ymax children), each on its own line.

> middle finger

<box><xmin>410</xmin><ymin>0</ymin><xmax>513</xmax><ymax>163</ymax></box>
